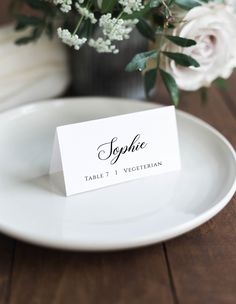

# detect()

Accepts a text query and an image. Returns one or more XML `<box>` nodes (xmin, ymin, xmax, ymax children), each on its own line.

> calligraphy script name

<box><xmin>97</xmin><ymin>134</ymin><xmax>148</xmax><ymax>165</ymax></box>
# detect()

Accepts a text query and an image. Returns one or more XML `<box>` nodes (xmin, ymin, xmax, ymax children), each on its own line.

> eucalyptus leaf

<box><xmin>160</xmin><ymin>69</ymin><xmax>179</xmax><ymax>106</ymax></box>
<box><xmin>144</xmin><ymin>68</ymin><xmax>157</xmax><ymax>96</ymax></box>
<box><xmin>175</xmin><ymin>0</ymin><xmax>200</xmax><ymax>10</ymax></box>
<box><xmin>165</xmin><ymin>35</ymin><xmax>197</xmax><ymax>47</ymax></box>
<box><xmin>136</xmin><ymin>18</ymin><xmax>155</xmax><ymax>41</ymax></box>
<box><xmin>163</xmin><ymin>51</ymin><xmax>200</xmax><ymax>67</ymax></box>
<box><xmin>125</xmin><ymin>50</ymin><xmax>158</xmax><ymax>72</ymax></box>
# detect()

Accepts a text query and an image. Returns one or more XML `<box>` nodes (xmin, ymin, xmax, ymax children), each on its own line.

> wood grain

<box><xmin>165</xmin><ymin>198</ymin><xmax>236</xmax><ymax>304</ymax></box>
<box><xmin>163</xmin><ymin>81</ymin><xmax>236</xmax><ymax>304</ymax></box>
<box><xmin>8</xmin><ymin>243</ymin><xmax>174</xmax><ymax>304</ymax></box>
<box><xmin>0</xmin><ymin>235</ymin><xmax>15</xmax><ymax>304</ymax></box>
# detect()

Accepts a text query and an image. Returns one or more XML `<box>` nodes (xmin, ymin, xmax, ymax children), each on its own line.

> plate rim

<box><xmin>0</xmin><ymin>97</ymin><xmax>235</xmax><ymax>251</ymax></box>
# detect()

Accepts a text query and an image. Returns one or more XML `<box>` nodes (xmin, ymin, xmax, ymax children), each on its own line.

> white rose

<box><xmin>162</xmin><ymin>3</ymin><xmax>236</xmax><ymax>91</ymax></box>
<box><xmin>225</xmin><ymin>0</ymin><xmax>236</xmax><ymax>12</ymax></box>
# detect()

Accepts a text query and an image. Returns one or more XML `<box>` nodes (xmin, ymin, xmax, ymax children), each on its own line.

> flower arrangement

<box><xmin>10</xmin><ymin>0</ymin><xmax>236</xmax><ymax>105</ymax></box>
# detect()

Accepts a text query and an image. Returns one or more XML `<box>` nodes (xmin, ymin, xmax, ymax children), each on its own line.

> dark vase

<box><xmin>69</xmin><ymin>29</ymin><xmax>148</xmax><ymax>99</ymax></box>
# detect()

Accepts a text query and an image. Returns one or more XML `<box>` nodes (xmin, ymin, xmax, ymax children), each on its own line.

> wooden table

<box><xmin>0</xmin><ymin>73</ymin><xmax>235</xmax><ymax>304</ymax></box>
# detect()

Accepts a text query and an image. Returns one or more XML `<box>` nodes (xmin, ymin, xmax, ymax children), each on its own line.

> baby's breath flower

<box><xmin>119</xmin><ymin>0</ymin><xmax>144</xmax><ymax>14</ymax></box>
<box><xmin>53</xmin><ymin>0</ymin><xmax>72</xmax><ymax>13</ymax></box>
<box><xmin>75</xmin><ymin>3</ymin><xmax>97</xmax><ymax>24</ymax></box>
<box><xmin>99</xmin><ymin>14</ymin><xmax>138</xmax><ymax>41</ymax></box>
<box><xmin>89</xmin><ymin>38</ymin><xmax>119</xmax><ymax>54</ymax></box>
<box><xmin>57</xmin><ymin>28</ymin><xmax>87</xmax><ymax>50</ymax></box>
<box><xmin>54</xmin><ymin>0</ymin><xmax>141</xmax><ymax>54</ymax></box>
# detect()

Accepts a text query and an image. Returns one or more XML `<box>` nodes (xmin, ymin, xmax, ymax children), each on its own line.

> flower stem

<box><xmin>73</xmin><ymin>15</ymin><xmax>84</xmax><ymax>35</ymax></box>
<box><xmin>160</xmin><ymin>0</ymin><xmax>172</xmax><ymax>18</ymax></box>
<box><xmin>116</xmin><ymin>11</ymin><xmax>124</xmax><ymax>20</ymax></box>
<box><xmin>73</xmin><ymin>0</ymin><xmax>92</xmax><ymax>35</ymax></box>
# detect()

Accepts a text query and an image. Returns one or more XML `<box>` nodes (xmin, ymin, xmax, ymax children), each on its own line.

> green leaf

<box><xmin>165</xmin><ymin>35</ymin><xmax>196</xmax><ymax>47</ymax></box>
<box><xmin>15</xmin><ymin>15</ymin><xmax>44</xmax><ymax>31</ymax></box>
<box><xmin>25</xmin><ymin>0</ymin><xmax>55</xmax><ymax>12</ymax></box>
<box><xmin>136</xmin><ymin>18</ymin><xmax>155</xmax><ymax>41</ymax></box>
<box><xmin>125</xmin><ymin>50</ymin><xmax>158</xmax><ymax>72</ymax></box>
<box><xmin>160</xmin><ymin>69</ymin><xmax>179</xmax><ymax>106</ymax></box>
<box><xmin>213</xmin><ymin>77</ymin><xmax>227</xmax><ymax>89</ymax></box>
<box><xmin>15</xmin><ymin>36</ymin><xmax>36</xmax><ymax>45</ymax></box>
<box><xmin>144</xmin><ymin>68</ymin><xmax>157</xmax><ymax>97</ymax></box>
<box><xmin>101</xmin><ymin>0</ymin><xmax>117</xmax><ymax>13</ymax></box>
<box><xmin>175</xmin><ymin>0</ymin><xmax>201</xmax><ymax>10</ymax></box>
<box><xmin>163</xmin><ymin>52</ymin><xmax>200</xmax><ymax>67</ymax></box>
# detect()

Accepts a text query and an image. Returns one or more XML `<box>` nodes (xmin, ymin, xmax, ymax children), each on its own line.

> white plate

<box><xmin>0</xmin><ymin>97</ymin><xmax>235</xmax><ymax>251</ymax></box>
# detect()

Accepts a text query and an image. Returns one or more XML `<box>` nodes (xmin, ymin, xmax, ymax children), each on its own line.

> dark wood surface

<box><xmin>0</xmin><ymin>73</ymin><xmax>235</xmax><ymax>304</ymax></box>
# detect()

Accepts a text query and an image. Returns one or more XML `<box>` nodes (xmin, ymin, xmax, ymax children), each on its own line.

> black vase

<box><xmin>69</xmin><ymin>29</ymin><xmax>148</xmax><ymax>99</ymax></box>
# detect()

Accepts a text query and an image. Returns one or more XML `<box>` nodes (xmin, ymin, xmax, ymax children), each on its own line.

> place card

<box><xmin>50</xmin><ymin>106</ymin><xmax>181</xmax><ymax>196</ymax></box>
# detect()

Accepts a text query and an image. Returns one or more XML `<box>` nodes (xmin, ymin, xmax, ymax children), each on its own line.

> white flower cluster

<box><xmin>99</xmin><ymin>14</ymin><xmax>138</xmax><ymax>41</ymax></box>
<box><xmin>75</xmin><ymin>3</ymin><xmax>97</xmax><ymax>24</ymax></box>
<box><xmin>55</xmin><ymin>0</ymin><xmax>143</xmax><ymax>54</ymax></box>
<box><xmin>53</xmin><ymin>0</ymin><xmax>72</xmax><ymax>13</ymax></box>
<box><xmin>57</xmin><ymin>28</ymin><xmax>87</xmax><ymax>50</ymax></box>
<box><xmin>89</xmin><ymin>38</ymin><xmax>119</xmax><ymax>53</ymax></box>
<box><xmin>89</xmin><ymin>14</ymin><xmax>138</xmax><ymax>53</ymax></box>
<box><xmin>119</xmin><ymin>0</ymin><xmax>144</xmax><ymax>14</ymax></box>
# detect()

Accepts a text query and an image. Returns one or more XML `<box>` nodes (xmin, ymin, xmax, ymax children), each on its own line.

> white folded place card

<box><xmin>50</xmin><ymin>106</ymin><xmax>181</xmax><ymax>196</ymax></box>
